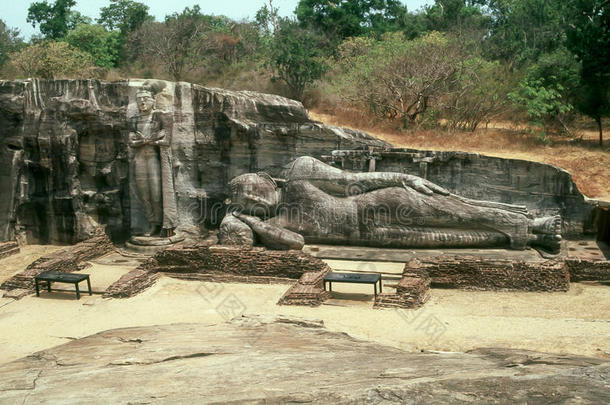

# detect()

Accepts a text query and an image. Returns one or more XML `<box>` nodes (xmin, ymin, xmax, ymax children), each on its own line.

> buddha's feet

<box><xmin>532</xmin><ymin>216</ymin><xmax>562</xmax><ymax>235</ymax></box>
<box><xmin>530</xmin><ymin>233</ymin><xmax>562</xmax><ymax>254</ymax></box>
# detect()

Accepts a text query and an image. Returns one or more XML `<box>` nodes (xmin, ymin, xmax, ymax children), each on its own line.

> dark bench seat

<box><xmin>323</xmin><ymin>271</ymin><xmax>382</xmax><ymax>298</ymax></box>
<box><xmin>35</xmin><ymin>271</ymin><xmax>92</xmax><ymax>300</ymax></box>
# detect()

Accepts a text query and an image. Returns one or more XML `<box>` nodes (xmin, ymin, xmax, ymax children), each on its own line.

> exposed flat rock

<box><xmin>0</xmin><ymin>316</ymin><xmax>608</xmax><ymax>404</ymax></box>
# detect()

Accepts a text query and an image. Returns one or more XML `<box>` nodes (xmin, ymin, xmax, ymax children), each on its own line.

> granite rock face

<box><xmin>0</xmin><ymin>79</ymin><xmax>598</xmax><ymax>244</ymax></box>
<box><xmin>0</xmin><ymin>316</ymin><xmax>608</xmax><ymax>404</ymax></box>
<box><xmin>0</xmin><ymin>79</ymin><xmax>387</xmax><ymax>244</ymax></box>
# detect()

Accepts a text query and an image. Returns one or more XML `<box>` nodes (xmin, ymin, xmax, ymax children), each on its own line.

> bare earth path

<box><xmin>1</xmin><ymin>247</ymin><xmax>608</xmax><ymax>365</ymax></box>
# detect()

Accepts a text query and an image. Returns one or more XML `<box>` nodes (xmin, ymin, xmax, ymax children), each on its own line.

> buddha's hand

<box><xmin>402</xmin><ymin>175</ymin><xmax>450</xmax><ymax>196</ymax></box>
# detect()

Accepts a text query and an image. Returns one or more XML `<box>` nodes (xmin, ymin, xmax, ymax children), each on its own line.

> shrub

<box><xmin>9</xmin><ymin>40</ymin><xmax>96</xmax><ymax>79</ymax></box>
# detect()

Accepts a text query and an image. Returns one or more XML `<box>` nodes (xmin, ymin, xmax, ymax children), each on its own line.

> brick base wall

<box><xmin>404</xmin><ymin>256</ymin><xmax>569</xmax><ymax>292</ymax></box>
<box><xmin>0</xmin><ymin>242</ymin><xmax>19</xmax><ymax>260</ymax></box>
<box><xmin>104</xmin><ymin>244</ymin><xmax>330</xmax><ymax>299</ymax></box>
<box><xmin>565</xmin><ymin>258</ymin><xmax>610</xmax><ymax>282</ymax></box>
<box><xmin>374</xmin><ymin>272</ymin><xmax>431</xmax><ymax>309</ymax></box>
<box><xmin>0</xmin><ymin>235</ymin><xmax>113</xmax><ymax>292</ymax></box>
<box><xmin>277</xmin><ymin>269</ymin><xmax>331</xmax><ymax>306</ymax></box>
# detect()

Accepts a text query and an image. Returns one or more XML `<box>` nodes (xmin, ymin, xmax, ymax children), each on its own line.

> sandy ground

<box><xmin>1</xmin><ymin>248</ymin><xmax>609</xmax><ymax>366</ymax></box>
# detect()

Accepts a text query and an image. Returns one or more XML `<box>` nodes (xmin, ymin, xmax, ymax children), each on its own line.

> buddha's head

<box><xmin>136</xmin><ymin>89</ymin><xmax>155</xmax><ymax>113</ymax></box>
<box><xmin>228</xmin><ymin>172</ymin><xmax>280</xmax><ymax>218</ymax></box>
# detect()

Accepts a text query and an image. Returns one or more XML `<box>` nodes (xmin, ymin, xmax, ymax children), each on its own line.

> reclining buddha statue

<box><xmin>219</xmin><ymin>156</ymin><xmax>562</xmax><ymax>253</ymax></box>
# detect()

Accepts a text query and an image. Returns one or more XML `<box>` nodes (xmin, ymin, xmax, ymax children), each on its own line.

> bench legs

<box><xmin>324</xmin><ymin>279</ymin><xmax>383</xmax><ymax>299</ymax></box>
<box><xmin>34</xmin><ymin>278</ymin><xmax>91</xmax><ymax>300</ymax></box>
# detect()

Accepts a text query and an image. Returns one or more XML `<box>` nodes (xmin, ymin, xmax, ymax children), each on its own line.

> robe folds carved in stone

<box><xmin>129</xmin><ymin>110</ymin><xmax>178</xmax><ymax>230</ymax></box>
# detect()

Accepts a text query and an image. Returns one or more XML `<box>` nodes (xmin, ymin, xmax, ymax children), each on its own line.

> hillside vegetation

<box><xmin>311</xmin><ymin>109</ymin><xmax>610</xmax><ymax>200</ymax></box>
<box><xmin>0</xmin><ymin>0</ymin><xmax>608</xmax><ymax>196</ymax></box>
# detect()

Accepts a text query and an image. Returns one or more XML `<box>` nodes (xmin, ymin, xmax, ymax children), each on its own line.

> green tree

<box><xmin>98</xmin><ymin>0</ymin><xmax>152</xmax><ymax>35</ymax></box>
<box><xmin>508</xmin><ymin>77</ymin><xmax>574</xmax><ymax>141</ymax></box>
<box><xmin>9</xmin><ymin>40</ymin><xmax>95</xmax><ymax>79</ymax></box>
<box><xmin>27</xmin><ymin>0</ymin><xmax>77</xmax><ymax>39</ymax></box>
<box><xmin>267</xmin><ymin>18</ymin><xmax>329</xmax><ymax>100</ymax></box>
<box><xmin>0</xmin><ymin>20</ymin><xmax>23</xmax><ymax>67</ymax></box>
<box><xmin>564</xmin><ymin>0</ymin><xmax>610</xmax><ymax>146</ymax></box>
<box><xmin>295</xmin><ymin>0</ymin><xmax>408</xmax><ymax>41</ymax></box>
<box><xmin>65</xmin><ymin>24</ymin><xmax>121</xmax><ymax>68</ymax></box>
<box><xmin>129</xmin><ymin>7</ymin><xmax>216</xmax><ymax>81</ymax></box>
<box><xmin>484</xmin><ymin>0</ymin><xmax>567</xmax><ymax>67</ymax></box>
<box><xmin>330</xmin><ymin>32</ymin><xmax>462</xmax><ymax>127</ymax></box>
<box><xmin>441</xmin><ymin>57</ymin><xmax>508</xmax><ymax>131</ymax></box>
<box><xmin>423</xmin><ymin>0</ymin><xmax>489</xmax><ymax>33</ymax></box>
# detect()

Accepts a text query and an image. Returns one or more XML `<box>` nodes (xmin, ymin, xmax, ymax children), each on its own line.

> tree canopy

<box><xmin>1</xmin><ymin>0</ymin><xmax>605</xmax><ymax>145</ymax></box>
<box><xmin>295</xmin><ymin>0</ymin><xmax>409</xmax><ymax>41</ymax></box>
<box><xmin>0</xmin><ymin>20</ymin><xmax>23</xmax><ymax>67</ymax></box>
<box><xmin>98</xmin><ymin>0</ymin><xmax>152</xmax><ymax>35</ymax></box>
<box><xmin>27</xmin><ymin>0</ymin><xmax>77</xmax><ymax>39</ymax></box>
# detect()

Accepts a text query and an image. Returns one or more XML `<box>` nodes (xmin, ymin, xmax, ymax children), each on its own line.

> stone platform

<box><xmin>304</xmin><ymin>244</ymin><xmax>552</xmax><ymax>262</ymax></box>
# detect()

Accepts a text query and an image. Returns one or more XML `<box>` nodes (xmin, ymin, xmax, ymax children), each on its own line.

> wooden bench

<box><xmin>35</xmin><ymin>271</ymin><xmax>92</xmax><ymax>300</ymax></box>
<box><xmin>323</xmin><ymin>271</ymin><xmax>382</xmax><ymax>298</ymax></box>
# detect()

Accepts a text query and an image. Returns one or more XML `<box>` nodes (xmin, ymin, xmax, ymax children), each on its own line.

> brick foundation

<box><xmin>277</xmin><ymin>269</ymin><xmax>331</xmax><ymax>306</ymax></box>
<box><xmin>104</xmin><ymin>244</ymin><xmax>330</xmax><ymax>299</ymax></box>
<box><xmin>103</xmin><ymin>269</ymin><xmax>160</xmax><ymax>299</ymax></box>
<box><xmin>374</xmin><ymin>272</ymin><xmax>431</xmax><ymax>309</ymax></box>
<box><xmin>146</xmin><ymin>245</ymin><xmax>328</xmax><ymax>278</ymax></box>
<box><xmin>0</xmin><ymin>235</ymin><xmax>113</xmax><ymax>293</ymax></box>
<box><xmin>403</xmin><ymin>256</ymin><xmax>569</xmax><ymax>292</ymax></box>
<box><xmin>565</xmin><ymin>258</ymin><xmax>610</xmax><ymax>282</ymax></box>
<box><xmin>0</xmin><ymin>241</ymin><xmax>19</xmax><ymax>260</ymax></box>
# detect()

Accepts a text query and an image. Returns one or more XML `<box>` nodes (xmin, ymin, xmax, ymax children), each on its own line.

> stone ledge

<box><xmin>164</xmin><ymin>273</ymin><xmax>295</xmax><ymax>285</ymax></box>
<box><xmin>103</xmin><ymin>269</ymin><xmax>159</xmax><ymax>299</ymax></box>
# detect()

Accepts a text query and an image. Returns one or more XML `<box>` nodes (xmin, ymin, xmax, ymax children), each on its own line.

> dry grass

<box><xmin>310</xmin><ymin>108</ymin><xmax>610</xmax><ymax>200</ymax></box>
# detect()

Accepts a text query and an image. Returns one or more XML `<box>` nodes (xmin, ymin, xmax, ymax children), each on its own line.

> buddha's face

<box><xmin>229</xmin><ymin>173</ymin><xmax>279</xmax><ymax>217</ymax></box>
<box><xmin>136</xmin><ymin>94</ymin><xmax>154</xmax><ymax>113</ymax></box>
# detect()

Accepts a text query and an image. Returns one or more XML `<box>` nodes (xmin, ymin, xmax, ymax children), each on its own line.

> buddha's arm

<box><xmin>285</xmin><ymin>157</ymin><xmax>449</xmax><ymax>196</ymax></box>
<box><xmin>233</xmin><ymin>213</ymin><xmax>304</xmax><ymax>250</ymax></box>
<box><xmin>150</xmin><ymin>111</ymin><xmax>170</xmax><ymax>146</ymax></box>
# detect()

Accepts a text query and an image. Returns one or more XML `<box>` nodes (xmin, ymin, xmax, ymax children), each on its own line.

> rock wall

<box><xmin>0</xmin><ymin>78</ymin><xmax>598</xmax><ymax>243</ymax></box>
<box><xmin>327</xmin><ymin>149</ymin><xmax>598</xmax><ymax>236</ymax></box>
<box><xmin>0</xmin><ymin>79</ymin><xmax>387</xmax><ymax>244</ymax></box>
<box><xmin>145</xmin><ymin>244</ymin><xmax>329</xmax><ymax>279</ymax></box>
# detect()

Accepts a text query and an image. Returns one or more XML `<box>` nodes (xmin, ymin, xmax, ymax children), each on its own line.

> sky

<box><xmin>3</xmin><ymin>0</ymin><xmax>434</xmax><ymax>40</ymax></box>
